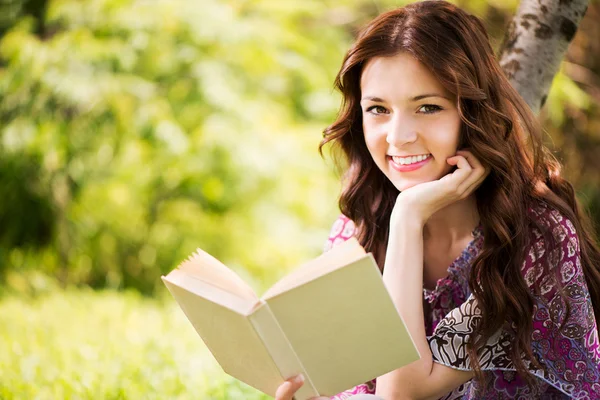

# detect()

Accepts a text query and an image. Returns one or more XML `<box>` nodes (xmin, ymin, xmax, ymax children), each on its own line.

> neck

<box><xmin>423</xmin><ymin>194</ymin><xmax>480</xmax><ymax>243</ymax></box>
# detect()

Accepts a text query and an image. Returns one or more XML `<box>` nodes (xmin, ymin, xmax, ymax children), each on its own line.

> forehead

<box><xmin>360</xmin><ymin>53</ymin><xmax>449</xmax><ymax>99</ymax></box>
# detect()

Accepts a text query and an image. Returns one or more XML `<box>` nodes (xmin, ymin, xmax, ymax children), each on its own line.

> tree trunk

<box><xmin>498</xmin><ymin>0</ymin><xmax>589</xmax><ymax>114</ymax></box>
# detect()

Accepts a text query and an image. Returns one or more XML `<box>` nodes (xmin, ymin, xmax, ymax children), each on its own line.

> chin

<box><xmin>391</xmin><ymin>179</ymin><xmax>423</xmax><ymax>192</ymax></box>
<box><xmin>386</xmin><ymin>167</ymin><xmax>450</xmax><ymax>192</ymax></box>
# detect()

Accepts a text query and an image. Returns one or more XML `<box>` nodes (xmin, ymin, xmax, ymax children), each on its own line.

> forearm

<box><xmin>375</xmin><ymin>217</ymin><xmax>475</xmax><ymax>399</ymax></box>
<box><xmin>377</xmin><ymin>214</ymin><xmax>473</xmax><ymax>399</ymax></box>
<box><xmin>376</xmin><ymin>215</ymin><xmax>434</xmax><ymax>400</ymax></box>
<box><xmin>383</xmin><ymin>217</ymin><xmax>430</xmax><ymax>361</ymax></box>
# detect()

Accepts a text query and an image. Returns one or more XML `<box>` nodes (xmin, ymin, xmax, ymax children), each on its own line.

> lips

<box><xmin>388</xmin><ymin>154</ymin><xmax>432</xmax><ymax>172</ymax></box>
<box><xmin>391</xmin><ymin>153</ymin><xmax>431</xmax><ymax>166</ymax></box>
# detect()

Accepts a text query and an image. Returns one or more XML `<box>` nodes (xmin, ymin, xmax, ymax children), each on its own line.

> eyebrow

<box><xmin>361</xmin><ymin>94</ymin><xmax>451</xmax><ymax>102</ymax></box>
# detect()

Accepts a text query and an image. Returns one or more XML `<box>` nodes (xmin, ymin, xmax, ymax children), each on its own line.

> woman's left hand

<box><xmin>390</xmin><ymin>150</ymin><xmax>489</xmax><ymax>227</ymax></box>
<box><xmin>274</xmin><ymin>375</ymin><xmax>329</xmax><ymax>400</ymax></box>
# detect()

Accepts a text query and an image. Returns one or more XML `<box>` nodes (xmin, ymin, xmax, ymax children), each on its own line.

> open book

<box><xmin>161</xmin><ymin>238</ymin><xmax>420</xmax><ymax>400</ymax></box>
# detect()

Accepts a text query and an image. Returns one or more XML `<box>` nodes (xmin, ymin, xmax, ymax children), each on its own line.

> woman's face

<box><xmin>360</xmin><ymin>52</ymin><xmax>462</xmax><ymax>192</ymax></box>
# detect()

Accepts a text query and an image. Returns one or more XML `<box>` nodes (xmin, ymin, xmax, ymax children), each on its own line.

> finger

<box><xmin>460</xmin><ymin>173</ymin><xmax>486</xmax><ymax>199</ymax></box>
<box><xmin>444</xmin><ymin>156</ymin><xmax>472</xmax><ymax>188</ymax></box>
<box><xmin>275</xmin><ymin>381</ymin><xmax>293</xmax><ymax>400</ymax></box>
<box><xmin>456</xmin><ymin>150</ymin><xmax>490</xmax><ymax>180</ymax></box>
<box><xmin>447</xmin><ymin>155</ymin><xmax>484</xmax><ymax>197</ymax></box>
<box><xmin>454</xmin><ymin>151</ymin><xmax>489</xmax><ymax>196</ymax></box>
<box><xmin>275</xmin><ymin>375</ymin><xmax>305</xmax><ymax>400</ymax></box>
<box><xmin>457</xmin><ymin>171</ymin><xmax>482</xmax><ymax>197</ymax></box>
<box><xmin>456</xmin><ymin>150</ymin><xmax>488</xmax><ymax>177</ymax></box>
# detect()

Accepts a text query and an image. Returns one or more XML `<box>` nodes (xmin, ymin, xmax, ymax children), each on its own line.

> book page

<box><xmin>162</xmin><ymin>278</ymin><xmax>284</xmax><ymax>396</ymax></box>
<box><xmin>176</xmin><ymin>248</ymin><xmax>258</xmax><ymax>302</ymax></box>
<box><xmin>163</xmin><ymin>270</ymin><xmax>258</xmax><ymax>315</ymax></box>
<box><xmin>262</xmin><ymin>237</ymin><xmax>365</xmax><ymax>300</ymax></box>
<box><xmin>264</xmin><ymin>254</ymin><xmax>420</xmax><ymax>396</ymax></box>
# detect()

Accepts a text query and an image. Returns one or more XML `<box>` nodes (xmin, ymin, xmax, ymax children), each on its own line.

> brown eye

<box><xmin>366</xmin><ymin>105</ymin><xmax>389</xmax><ymax>115</ymax></box>
<box><xmin>418</xmin><ymin>104</ymin><xmax>443</xmax><ymax>114</ymax></box>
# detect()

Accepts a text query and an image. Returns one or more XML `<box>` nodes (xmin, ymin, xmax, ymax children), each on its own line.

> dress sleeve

<box><xmin>323</xmin><ymin>214</ymin><xmax>357</xmax><ymax>252</ymax></box>
<box><xmin>427</xmin><ymin>206</ymin><xmax>600</xmax><ymax>398</ymax></box>
<box><xmin>329</xmin><ymin>378</ymin><xmax>376</xmax><ymax>399</ymax></box>
<box><xmin>525</xmin><ymin>208</ymin><xmax>600</xmax><ymax>397</ymax></box>
<box><xmin>324</xmin><ymin>215</ymin><xmax>378</xmax><ymax>399</ymax></box>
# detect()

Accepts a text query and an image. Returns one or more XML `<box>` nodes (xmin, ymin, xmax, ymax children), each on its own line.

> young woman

<box><xmin>275</xmin><ymin>1</ymin><xmax>600</xmax><ymax>399</ymax></box>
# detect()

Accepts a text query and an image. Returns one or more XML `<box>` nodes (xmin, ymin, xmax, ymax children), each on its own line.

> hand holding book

<box><xmin>275</xmin><ymin>374</ymin><xmax>326</xmax><ymax>400</ymax></box>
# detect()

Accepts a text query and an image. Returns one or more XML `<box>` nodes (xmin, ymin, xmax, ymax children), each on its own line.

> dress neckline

<box><xmin>423</xmin><ymin>222</ymin><xmax>484</xmax><ymax>301</ymax></box>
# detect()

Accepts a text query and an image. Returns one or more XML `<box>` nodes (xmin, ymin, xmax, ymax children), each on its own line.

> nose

<box><xmin>386</xmin><ymin>115</ymin><xmax>418</xmax><ymax>146</ymax></box>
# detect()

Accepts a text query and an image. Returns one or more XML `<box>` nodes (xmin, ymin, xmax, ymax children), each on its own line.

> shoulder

<box><xmin>323</xmin><ymin>214</ymin><xmax>356</xmax><ymax>252</ymax></box>
<box><xmin>522</xmin><ymin>200</ymin><xmax>581</xmax><ymax>298</ymax></box>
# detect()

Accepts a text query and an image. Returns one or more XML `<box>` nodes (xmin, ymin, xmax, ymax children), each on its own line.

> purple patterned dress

<box><xmin>324</xmin><ymin>201</ymin><xmax>600</xmax><ymax>399</ymax></box>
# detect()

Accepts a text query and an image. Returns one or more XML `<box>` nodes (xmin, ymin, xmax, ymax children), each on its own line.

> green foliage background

<box><xmin>1</xmin><ymin>0</ymin><xmax>362</xmax><ymax>294</ymax></box>
<box><xmin>0</xmin><ymin>0</ymin><xmax>599</xmax><ymax>398</ymax></box>
<box><xmin>1</xmin><ymin>0</ymin><xmax>597</xmax><ymax>295</ymax></box>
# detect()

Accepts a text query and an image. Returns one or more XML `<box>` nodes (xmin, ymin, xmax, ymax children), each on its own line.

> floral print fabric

<box><xmin>326</xmin><ymin>202</ymin><xmax>600</xmax><ymax>399</ymax></box>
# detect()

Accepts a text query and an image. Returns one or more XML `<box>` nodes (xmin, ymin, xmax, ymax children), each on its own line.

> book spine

<box><xmin>249</xmin><ymin>303</ymin><xmax>319</xmax><ymax>400</ymax></box>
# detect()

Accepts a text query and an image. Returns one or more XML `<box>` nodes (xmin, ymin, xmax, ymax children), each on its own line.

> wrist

<box><xmin>390</xmin><ymin>207</ymin><xmax>425</xmax><ymax>233</ymax></box>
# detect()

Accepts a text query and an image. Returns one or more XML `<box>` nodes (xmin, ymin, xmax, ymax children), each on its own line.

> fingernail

<box><xmin>296</xmin><ymin>374</ymin><xmax>305</xmax><ymax>384</ymax></box>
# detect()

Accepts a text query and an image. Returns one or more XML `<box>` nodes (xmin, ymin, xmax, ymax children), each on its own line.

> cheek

<box><xmin>362</xmin><ymin>126</ymin><xmax>385</xmax><ymax>155</ymax></box>
<box><xmin>431</xmin><ymin>137</ymin><xmax>459</xmax><ymax>156</ymax></box>
<box><xmin>363</xmin><ymin>134</ymin><xmax>377</xmax><ymax>154</ymax></box>
<box><xmin>429</xmin><ymin>121</ymin><xmax>461</xmax><ymax>156</ymax></box>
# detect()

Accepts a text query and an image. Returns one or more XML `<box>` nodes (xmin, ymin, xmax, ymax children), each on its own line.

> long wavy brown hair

<box><xmin>319</xmin><ymin>0</ymin><xmax>600</xmax><ymax>391</ymax></box>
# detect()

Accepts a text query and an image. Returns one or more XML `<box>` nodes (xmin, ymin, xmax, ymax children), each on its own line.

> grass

<box><xmin>0</xmin><ymin>288</ymin><xmax>271</xmax><ymax>400</ymax></box>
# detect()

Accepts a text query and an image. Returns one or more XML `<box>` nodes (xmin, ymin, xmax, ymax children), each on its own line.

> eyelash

<box><xmin>365</xmin><ymin>104</ymin><xmax>443</xmax><ymax>115</ymax></box>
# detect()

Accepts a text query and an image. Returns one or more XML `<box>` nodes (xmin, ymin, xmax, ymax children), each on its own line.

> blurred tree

<box><xmin>499</xmin><ymin>0</ymin><xmax>589</xmax><ymax>113</ymax></box>
<box><xmin>0</xmin><ymin>153</ymin><xmax>55</xmax><ymax>277</ymax></box>
<box><xmin>0</xmin><ymin>0</ymin><xmax>352</xmax><ymax>293</ymax></box>
<box><xmin>496</xmin><ymin>0</ymin><xmax>600</xmax><ymax>226</ymax></box>
<box><xmin>0</xmin><ymin>0</ymin><xmax>54</xmax><ymax>282</ymax></box>
<box><xmin>0</xmin><ymin>0</ymin><xmax>49</xmax><ymax>38</ymax></box>
<box><xmin>542</xmin><ymin>1</ymin><xmax>600</xmax><ymax>226</ymax></box>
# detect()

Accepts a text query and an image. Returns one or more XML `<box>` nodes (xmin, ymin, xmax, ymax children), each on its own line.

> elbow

<box><xmin>375</xmin><ymin>359</ymin><xmax>437</xmax><ymax>400</ymax></box>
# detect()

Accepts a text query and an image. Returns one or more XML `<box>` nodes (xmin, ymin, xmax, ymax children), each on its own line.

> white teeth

<box><xmin>392</xmin><ymin>154</ymin><xmax>430</xmax><ymax>166</ymax></box>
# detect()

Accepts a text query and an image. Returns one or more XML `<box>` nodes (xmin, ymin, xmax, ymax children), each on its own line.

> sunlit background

<box><xmin>0</xmin><ymin>0</ymin><xmax>599</xmax><ymax>398</ymax></box>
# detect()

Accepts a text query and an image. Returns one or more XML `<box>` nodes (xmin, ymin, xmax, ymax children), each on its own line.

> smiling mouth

<box><xmin>387</xmin><ymin>154</ymin><xmax>432</xmax><ymax>172</ymax></box>
<box><xmin>389</xmin><ymin>153</ymin><xmax>431</xmax><ymax>166</ymax></box>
